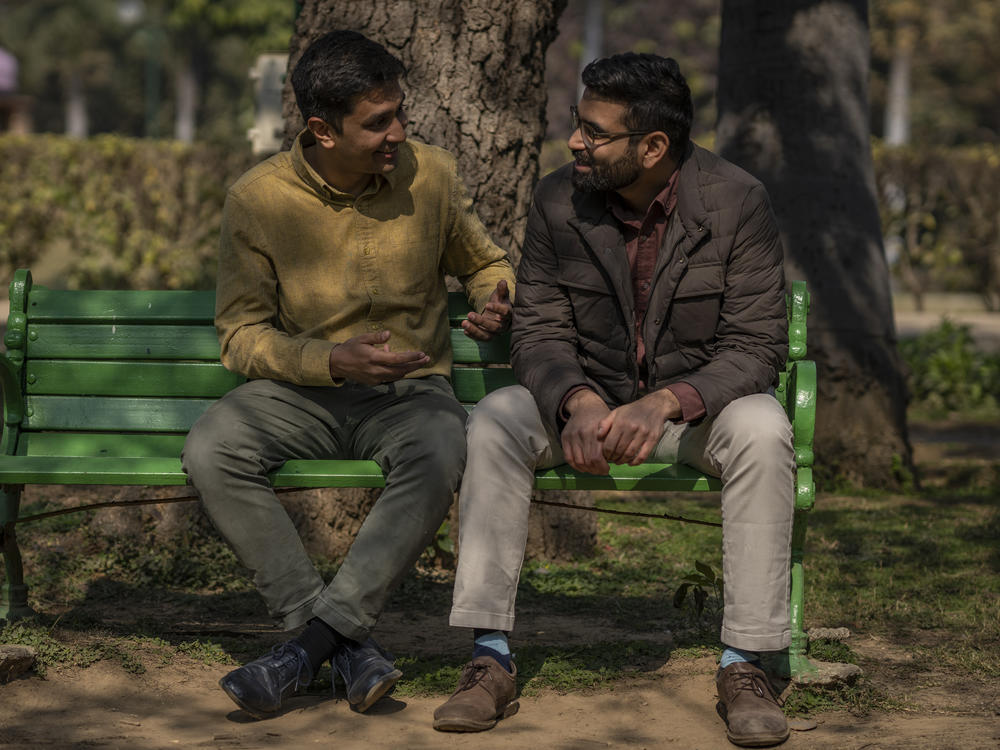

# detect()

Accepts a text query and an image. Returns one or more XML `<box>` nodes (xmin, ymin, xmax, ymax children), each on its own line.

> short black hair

<box><xmin>581</xmin><ymin>52</ymin><xmax>693</xmax><ymax>161</ymax></box>
<box><xmin>291</xmin><ymin>30</ymin><xmax>405</xmax><ymax>133</ymax></box>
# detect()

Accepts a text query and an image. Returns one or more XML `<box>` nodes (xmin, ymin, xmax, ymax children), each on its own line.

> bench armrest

<box><xmin>0</xmin><ymin>356</ymin><xmax>24</xmax><ymax>456</ymax></box>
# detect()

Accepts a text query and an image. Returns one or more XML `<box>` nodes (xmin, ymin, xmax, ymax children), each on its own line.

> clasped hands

<box><xmin>328</xmin><ymin>280</ymin><xmax>511</xmax><ymax>385</ymax></box>
<box><xmin>560</xmin><ymin>388</ymin><xmax>681</xmax><ymax>474</ymax></box>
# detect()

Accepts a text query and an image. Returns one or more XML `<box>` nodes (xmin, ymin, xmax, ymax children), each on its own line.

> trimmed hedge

<box><xmin>0</xmin><ymin>134</ymin><xmax>255</xmax><ymax>290</ymax></box>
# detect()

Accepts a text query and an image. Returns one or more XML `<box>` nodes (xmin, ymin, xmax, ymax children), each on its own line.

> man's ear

<box><xmin>307</xmin><ymin>116</ymin><xmax>336</xmax><ymax>149</ymax></box>
<box><xmin>641</xmin><ymin>132</ymin><xmax>671</xmax><ymax>168</ymax></box>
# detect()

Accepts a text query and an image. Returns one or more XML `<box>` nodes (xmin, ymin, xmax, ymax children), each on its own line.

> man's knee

<box><xmin>467</xmin><ymin>386</ymin><xmax>538</xmax><ymax>446</ymax></box>
<box><xmin>723</xmin><ymin>395</ymin><xmax>793</xmax><ymax>457</ymax></box>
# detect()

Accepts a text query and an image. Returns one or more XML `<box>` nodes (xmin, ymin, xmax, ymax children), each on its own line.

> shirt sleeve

<box><xmin>214</xmin><ymin>192</ymin><xmax>338</xmax><ymax>385</ymax></box>
<box><xmin>664</xmin><ymin>382</ymin><xmax>706</xmax><ymax>423</ymax></box>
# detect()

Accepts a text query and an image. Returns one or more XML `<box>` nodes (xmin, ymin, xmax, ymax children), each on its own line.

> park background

<box><xmin>0</xmin><ymin>1</ymin><xmax>997</xmax><ymax>748</ymax></box>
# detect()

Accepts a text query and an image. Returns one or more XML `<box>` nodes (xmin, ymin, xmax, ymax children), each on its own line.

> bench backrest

<box><xmin>2</xmin><ymin>269</ymin><xmax>807</xmax><ymax>460</ymax></box>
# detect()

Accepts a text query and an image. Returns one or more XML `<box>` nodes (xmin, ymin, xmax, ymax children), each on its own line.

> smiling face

<box><xmin>568</xmin><ymin>94</ymin><xmax>643</xmax><ymax>193</ymax></box>
<box><xmin>306</xmin><ymin>80</ymin><xmax>409</xmax><ymax>194</ymax></box>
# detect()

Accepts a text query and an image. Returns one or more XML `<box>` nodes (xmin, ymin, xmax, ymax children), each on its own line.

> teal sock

<box><xmin>720</xmin><ymin>646</ymin><xmax>759</xmax><ymax>669</ymax></box>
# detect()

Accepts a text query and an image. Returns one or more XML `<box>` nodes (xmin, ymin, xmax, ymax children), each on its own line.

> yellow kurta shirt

<box><xmin>215</xmin><ymin>130</ymin><xmax>515</xmax><ymax>385</ymax></box>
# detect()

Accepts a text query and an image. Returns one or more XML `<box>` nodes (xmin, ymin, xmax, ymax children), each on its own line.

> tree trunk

<box><xmin>716</xmin><ymin>0</ymin><xmax>912</xmax><ymax>487</ymax></box>
<box><xmin>283</xmin><ymin>0</ymin><xmax>593</xmax><ymax>563</ymax></box>
<box><xmin>883</xmin><ymin>20</ymin><xmax>915</xmax><ymax>146</ymax></box>
<box><xmin>174</xmin><ymin>56</ymin><xmax>198</xmax><ymax>144</ymax></box>
<box><xmin>64</xmin><ymin>69</ymin><xmax>88</xmax><ymax>138</ymax></box>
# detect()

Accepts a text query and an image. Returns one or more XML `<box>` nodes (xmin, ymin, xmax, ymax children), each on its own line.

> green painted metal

<box><xmin>0</xmin><ymin>268</ymin><xmax>819</xmax><ymax>676</ymax></box>
<box><xmin>24</xmin><ymin>395</ymin><xmax>213</xmax><ymax>432</ymax></box>
<box><xmin>534</xmin><ymin>462</ymin><xmax>722</xmax><ymax>491</ymax></box>
<box><xmin>451</xmin><ymin>366</ymin><xmax>518</xmax><ymax>403</ymax></box>
<box><xmin>18</xmin><ymin>432</ymin><xmax>187</xmax><ymax>458</ymax></box>
<box><xmin>27</xmin><ymin>287</ymin><xmax>216</xmax><ymax>323</ymax></box>
<box><xmin>26</xmin><ymin>360</ymin><xmax>246</xmax><ymax>397</ymax></box>
<box><xmin>26</xmin><ymin>324</ymin><xmax>222</xmax><ymax>360</ymax></box>
<box><xmin>450</xmin><ymin>330</ymin><xmax>511</xmax><ymax>364</ymax></box>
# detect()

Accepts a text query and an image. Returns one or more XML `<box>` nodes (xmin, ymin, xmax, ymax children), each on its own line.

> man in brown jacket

<box><xmin>434</xmin><ymin>53</ymin><xmax>794</xmax><ymax>748</ymax></box>
<box><xmin>182</xmin><ymin>31</ymin><xmax>514</xmax><ymax>721</ymax></box>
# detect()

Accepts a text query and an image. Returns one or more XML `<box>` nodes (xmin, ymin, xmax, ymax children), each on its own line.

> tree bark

<box><xmin>283</xmin><ymin>0</ymin><xmax>594</xmax><ymax>563</ymax></box>
<box><xmin>716</xmin><ymin>0</ymin><xmax>912</xmax><ymax>486</ymax></box>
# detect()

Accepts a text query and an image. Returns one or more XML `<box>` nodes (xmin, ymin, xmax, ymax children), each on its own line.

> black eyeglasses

<box><xmin>570</xmin><ymin>105</ymin><xmax>651</xmax><ymax>150</ymax></box>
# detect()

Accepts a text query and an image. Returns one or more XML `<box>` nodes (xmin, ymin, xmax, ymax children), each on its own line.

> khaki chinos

<box><xmin>183</xmin><ymin>375</ymin><xmax>467</xmax><ymax>642</ymax></box>
<box><xmin>449</xmin><ymin>385</ymin><xmax>795</xmax><ymax>652</ymax></box>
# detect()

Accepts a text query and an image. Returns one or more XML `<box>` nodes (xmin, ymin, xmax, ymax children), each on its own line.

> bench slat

<box><xmin>451</xmin><ymin>367</ymin><xmax>517</xmax><ymax>402</ymax></box>
<box><xmin>25</xmin><ymin>395</ymin><xmax>212</xmax><ymax>432</ymax></box>
<box><xmin>26</xmin><ymin>360</ymin><xmax>245</xmax><ymax>397</ymax></box>
<box><xmin>18</xmin><ymin>432</ymin><xmax>188</xmax><ymax>458</ymax></box>
<box><xmin>26</xmin><ymin>324</ymin><xmax>508</xmax><ymax>365</ymax></box>
<box><xmin>27</xmin><ymin>288</ymin><xmax>216</xmax><ymax>323</ymax></box>
<box><xmin>27</xmin><ymin>324</ymin><xmax>222</xmax><ymax>360</ymax></box>
<box><xmin>0</xmin><ymin>453</ymin><xmax>719</xmax><ymax>492</ymax></box>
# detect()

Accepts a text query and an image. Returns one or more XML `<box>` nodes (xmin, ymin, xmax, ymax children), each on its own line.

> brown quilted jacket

<box><xmin>511</xmin><ymin>143</ymin><xmax>788</xmax><ymax>434</ymax></box>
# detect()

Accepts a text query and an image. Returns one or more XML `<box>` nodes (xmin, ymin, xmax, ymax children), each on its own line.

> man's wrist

<box><xmin>565</xmin><ymin>388</ymin><xmax>603</xmax><ymax>415</ymax></box>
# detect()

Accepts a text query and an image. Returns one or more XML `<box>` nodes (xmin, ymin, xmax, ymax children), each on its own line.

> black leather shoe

<box><xmin>331</xmin><ymin>637</ymin><xmax>403</xmax><ymax>712</ymax></box>
<box><xmin>219</xmin><ymin>641</ymin><xmax>313</xmax><ymax>718</ymax></box>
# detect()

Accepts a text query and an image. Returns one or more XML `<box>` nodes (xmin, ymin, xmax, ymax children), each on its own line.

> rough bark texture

<box><xmin>716</xmin><ymin>0</ymin><xmax>912</xmax><ymax>486</ymax></box>
<box><xmin>280</xmin><ymin>0</ymin><xmax>595</xmax><ymax>562</ymax></box>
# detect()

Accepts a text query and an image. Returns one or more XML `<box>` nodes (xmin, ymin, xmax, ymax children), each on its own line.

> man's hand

<box><xmin>561</xmin><ymin>389</ymin><xmax>612</xmax><ymax>474</ymax></box>
<box><xmin>461</xmin><ymin>280</ymin><xmax>512</xmax><ymax>341</ymax></box>
<box><xmin>597</xmin><ymin>388</ymin><xmax>682</xmax><ymax>466</ymax></box>
<box><xmin>329</xmin><ymin>330</ymin><xmax>429</xmax><ymax>385</ymax></box>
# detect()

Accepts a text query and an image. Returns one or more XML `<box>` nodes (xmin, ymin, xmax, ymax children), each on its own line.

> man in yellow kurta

<box><xmin>182</xmin><ymin>30</ymin><xmax>514</xmax><ymax>720</ymax></box>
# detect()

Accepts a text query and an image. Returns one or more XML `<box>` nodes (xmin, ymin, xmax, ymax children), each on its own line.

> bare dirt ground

<box><xmin>1</xmin><ymin>618</ymin><xmax>998</xmax><ymax>750</ymax></box>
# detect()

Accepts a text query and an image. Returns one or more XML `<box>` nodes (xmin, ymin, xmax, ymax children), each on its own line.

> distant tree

<box><xmin>716</xmin><ymin>0</ymin><xmax>911</xmax><ymax>486</ymax></box>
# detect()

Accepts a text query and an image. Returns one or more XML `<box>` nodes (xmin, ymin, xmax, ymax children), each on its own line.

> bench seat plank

<box><xmin>0</xmin><ymin>453</ymin><xmax>721</xmax><ymax>492</ymax></box>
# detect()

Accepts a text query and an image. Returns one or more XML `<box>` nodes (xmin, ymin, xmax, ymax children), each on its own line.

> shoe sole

<box><xmin>219</xmin><ymin>678</ymin><xmax>275</xmax><ymax>720</ymax></box>
<box><xmin>433</xmin><ymin>700</ymin><xmax>520</xmax><ymax>732</ymax></box>
<box><xmin>351</xmin><ymin>668</ymin><xmax>403</xmax><ymax>713</ymax></box>
<box><xmin>725</xmin><ymin>728</ymin><xmax>791</xmax><ymax>747</ymax></box>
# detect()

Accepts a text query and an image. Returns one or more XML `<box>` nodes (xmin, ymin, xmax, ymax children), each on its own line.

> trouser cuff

<box><xmin>449</xmin><ymin>608</ymin><xmax>516</xmax><ymax>632</ymax></box>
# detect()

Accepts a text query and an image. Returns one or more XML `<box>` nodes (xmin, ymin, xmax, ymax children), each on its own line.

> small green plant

<box><xmin>673</xmin><ymin>560</ymin><xmax>724</xmax><ymax>622</ymax></box>
<box><xmin>899</xmin><ymin>319</ymin><xmax>1000</xmax><ymax>416</ymax></box>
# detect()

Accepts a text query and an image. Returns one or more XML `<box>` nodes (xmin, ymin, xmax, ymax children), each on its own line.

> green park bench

<box><xmin>0</xmin><ymin>268</ymin><xmax>817</xmax><ymax>674</ymax></box>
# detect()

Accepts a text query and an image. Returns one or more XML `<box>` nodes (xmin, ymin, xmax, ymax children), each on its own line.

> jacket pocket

<box><xmin>557</xmin><ymin>271</ymin><xmax>625</xmax><ymax>343</ymax></box>
<box><xmin>669</xmin><ymin>264</ymin><xmax>723</xmax><ymax>343</ymax></box>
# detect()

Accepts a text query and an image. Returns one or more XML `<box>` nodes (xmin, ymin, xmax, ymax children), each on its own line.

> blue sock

<box><xmin>473</xmin><ymin>629</ymin><xmax>512</xmax><ymax>672</ymax></box>
<box><xmin>720</xmin><ymin>646</ymin><xmax>760</xmax><ymax>669</ymax></box>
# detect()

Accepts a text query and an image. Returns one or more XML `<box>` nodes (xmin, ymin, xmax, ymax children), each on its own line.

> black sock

<box><xmin>292</xmin><ymin>618</ymin><xmax>346</xmax><ymax>675</ymax></box>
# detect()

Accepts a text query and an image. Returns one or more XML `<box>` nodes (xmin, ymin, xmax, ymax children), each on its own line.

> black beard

<box><xmin>571</xmin><ymin>146</ymin><xmax>642</xmax><ymax>192</ymax></box>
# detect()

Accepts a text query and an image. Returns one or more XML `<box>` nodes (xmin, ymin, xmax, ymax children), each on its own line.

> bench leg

<box><xmin>787</xmin><ymin>467</ymin><xmax>816</xmax><ymax>678</ymax></box>
<box><xmin>1</xmin><ymin>485</ymin><xmax>33</xmax><ymax>622</ymax></box>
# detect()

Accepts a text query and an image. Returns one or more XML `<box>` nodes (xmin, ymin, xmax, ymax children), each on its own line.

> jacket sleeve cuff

<box><xmin>664</xmin><ymin>382</ymin><xmax>706</xmax><ymax>423</ymax></box>
<box><xmin>558</xmin><ymin>384</ymin><xmax>594</xmax><ymax>424</ymax></box>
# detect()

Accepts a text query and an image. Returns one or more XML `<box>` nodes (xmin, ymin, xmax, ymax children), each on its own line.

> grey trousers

<box><xmin>449</xmin><ymin>385</ymin><xmax>795</xmax><ymax>652</ymax></box>
<box><xmin>182</xmin><ymin>375</ymin><xmax>468</xmax><ymax>641</ymax></box>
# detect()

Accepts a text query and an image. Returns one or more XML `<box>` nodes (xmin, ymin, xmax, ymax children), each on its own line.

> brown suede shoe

<box><xmin>716</xmin><ymin>661</ymin><xmax>789</xmax><ymax>747</ymax></box>
<box><xmin>433</xmin><ymin>655</ymin><xmax>519</xmax><ymax>732</ymax></box>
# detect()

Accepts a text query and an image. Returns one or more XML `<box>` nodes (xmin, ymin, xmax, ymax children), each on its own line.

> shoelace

<box><xmin>457</xmin><ymin>662</ymin><xmax>492</xmax><ymax>691</ymax></box>
<box><xmin>727</xmin><ymin>670</ymin><xmax>783</xmax><ymax>707</ymax></box>
<box><xmin>270</xmin><ymin>643</ymin><xmax>312</xmax><ymax>689</ymax></box>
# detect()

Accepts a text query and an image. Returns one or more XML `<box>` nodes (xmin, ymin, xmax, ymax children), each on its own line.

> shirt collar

<box><xmin>290</xmin><ymin>128</ymin><xmax>397</xmax><ymax>201</ymax></box>
<box><xmin>607</xmin><ymin>164</ymin><xmax>682</xmax><ymax>227</ymax></box>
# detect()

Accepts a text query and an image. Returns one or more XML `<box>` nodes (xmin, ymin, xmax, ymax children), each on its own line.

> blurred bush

<box><xmin>899</xmin><ymin>319</ymin><xmax>1000</xmax><ymax>415</ymax></box>
<box><xmin>0</xmin><ymin>133</ymin><xmax>255</xmax><ymax>290</ymax></box>
<box><xmin>874</xmin><ymin>142</ymin><xmax>1000</xmax><ymax>312</ymax></box>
